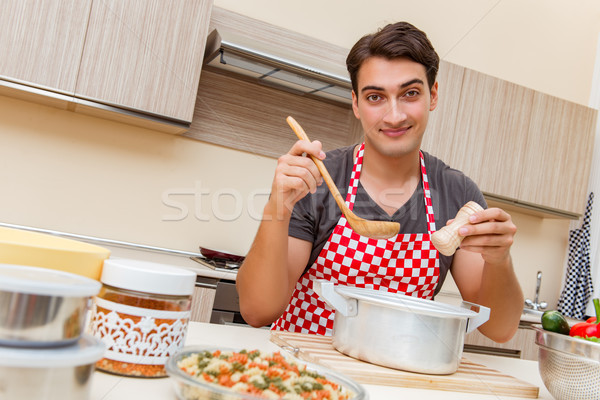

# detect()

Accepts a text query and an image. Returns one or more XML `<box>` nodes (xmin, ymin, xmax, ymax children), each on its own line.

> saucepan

<box><xmin>313</xmin><ymin>280</ymin><xmax>490</xmax><ymax>375</ymax></box>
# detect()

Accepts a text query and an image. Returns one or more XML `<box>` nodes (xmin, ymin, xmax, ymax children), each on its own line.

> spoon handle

<box><xmin>286</xmin><ymin>116</ymin><xmax>348</xmax><ymax>212</ymax></box>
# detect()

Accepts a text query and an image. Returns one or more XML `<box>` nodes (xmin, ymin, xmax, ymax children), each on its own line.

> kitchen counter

<box><xmin>90</xmin><ymin>321</ymin><xmax>552</xmax><ymax>400</ymax></box>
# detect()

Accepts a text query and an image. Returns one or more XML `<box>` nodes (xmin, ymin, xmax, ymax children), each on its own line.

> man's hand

<box><xmin>455</xmin><ymin>207</ymin><xmax>517</xmax><ymax>265</ymax></box>
<box><xmin>271</xmin><ymin>140</ymin><xmax>325</xmax><ymax>217</ymax></box>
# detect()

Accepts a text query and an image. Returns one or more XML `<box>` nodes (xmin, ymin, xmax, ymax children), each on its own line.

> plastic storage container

<box><xmin>0</xmin><ymin>264</ymin><xmax>101</xmax><ymax>347</ymax></box>
<box><xmin>0</xmin><ymin>334</ymin><xmax>105</xmax><ymax>400</ymax></box>
<box><xmin>90</xmin><ymin>258</ymin><xmax>196</xmax><ymax>378</ymax></box>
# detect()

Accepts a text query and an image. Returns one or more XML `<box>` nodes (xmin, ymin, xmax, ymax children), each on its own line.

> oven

<box><xmin>190</xmin><ymin>257</ymin><xmax>251</xmax><ymax>326</ymax></box>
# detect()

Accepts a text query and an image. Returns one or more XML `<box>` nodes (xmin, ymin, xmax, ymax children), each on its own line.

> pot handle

<box><xmin>312</xmin><ymin>280</ymin><xmax>358</xmax><ymax>317</ymax></box>
<box><xmin>461</xmin><ymin>301</ymin><xmax>491</xmax><ymax>333</ymax></box>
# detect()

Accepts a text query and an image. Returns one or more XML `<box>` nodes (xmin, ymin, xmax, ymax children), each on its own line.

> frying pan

<box><xmin>199</xmin><ymin>247</ymin><xmax>245</xmax><ymax>264</ymax></box>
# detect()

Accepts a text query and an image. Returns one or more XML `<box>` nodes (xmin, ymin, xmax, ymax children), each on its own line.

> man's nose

<box><xmin>382</xmin><ymin>100</ymin><xmax>407</xmax><ymax>125</ymax></box>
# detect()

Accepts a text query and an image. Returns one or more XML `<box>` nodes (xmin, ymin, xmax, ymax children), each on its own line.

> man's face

<box><xmin>351</xmin><ymin>56</ymin><xmax>438</xmax><ymax>158</ymax></box>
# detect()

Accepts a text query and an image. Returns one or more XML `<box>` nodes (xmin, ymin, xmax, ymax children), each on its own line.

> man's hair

<box><xmin>346</xmin><ymin>22</ymin><xmax>440</xmax><ymax>94</ymax></box>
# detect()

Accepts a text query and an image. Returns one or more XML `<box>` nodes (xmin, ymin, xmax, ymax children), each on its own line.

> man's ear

<box><xmin>429</xmin><ymin>81</ymin><xmax>439</xmax><ymax>111</ymax></box>
<box><xmin>351</xmin><ymin>91</ymin><xmax>361</xmax><ymax>119</ymax></box>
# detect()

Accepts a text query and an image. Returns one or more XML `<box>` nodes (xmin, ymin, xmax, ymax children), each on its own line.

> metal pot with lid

<box><xmin>313</xmin><ymin>280</ymin><xmax>490</xmax><ymax>375</ymax></box>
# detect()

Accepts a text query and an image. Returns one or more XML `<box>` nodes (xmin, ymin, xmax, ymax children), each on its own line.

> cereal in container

<box><xmin>90</xmin><ymin>258</ymin><xmax>196</xmax><ymax>378</ymax></box>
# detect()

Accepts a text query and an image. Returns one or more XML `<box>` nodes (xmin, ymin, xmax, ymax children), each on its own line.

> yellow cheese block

<box><xmin>0</xmin><ymin>227</ymin><xmax>110</xmax><ymax>280</ymax></box>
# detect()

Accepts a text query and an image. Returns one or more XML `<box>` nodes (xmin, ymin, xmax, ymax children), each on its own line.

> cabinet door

<box><xmin>190</xmin><ymin>286</ymin><xmax>216</xmax><ymax>323</ymax></box>
<box><xmin>521</xmin><ymin>94</ymin><xmax>596</xmax><ymax>214</ymax></box>
<box><xmin>452</xmin><ymin>69</ymin><xmax>534</xmax><ymax>200</ymax></box>
<box><xmin>76</xmin><ymin>0</ymin><xmax>213</xmax><ymax>122</ymax></box>
<box><xmin>0</xmin><ymin>0</ymin><xmax>91</xmax><ymax>93</ymax></box>
<box><xmin>421</xmin><ymin>60</ymin><xmax>465</xmax><ymax>164</ymax></box>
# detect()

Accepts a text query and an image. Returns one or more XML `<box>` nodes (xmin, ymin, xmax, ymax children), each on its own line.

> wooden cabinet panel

<box><xmin>423</xmin><ymin>61</ymin><xmax>595</xmax><ymax>217</ymax></box>
<box><xmin>0</xmin><ymin>0</ymin><xmax>91</xmax><ymax>93</ymax></box>
<box><xmin>451</xmin><ymin>69</ymin><xmax>535</xmax><ymax>200</ymax></box>
<box><xmin>190</xmin><ymin>286</ymin><xmax>216</xmax><ymax>323</ymax></box>
<box><xmin>187</xmin><ymin>69</ymin><xmax>357</xmax><ymax>158</ymax></box>
<box><xmin>422</xmin><ymin>60</ymin><xmax>465</xmax><ymax>164</ymax></box>
<box><xmin>76</xmin><ymin>0</ymin><xmax>213</xmax><ymax>122</ymax></box>
<box><xmin>464</xmin><ymin>326</ymin><xmax>538</xmax><ymax>361</ymax></box>
<box><xmin>520</xmin><ymin>94</ymin><xmax>596</xmax><ymax>214</ymax></box>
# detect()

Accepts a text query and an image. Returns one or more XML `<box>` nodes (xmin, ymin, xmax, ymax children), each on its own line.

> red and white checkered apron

<box><xmin>272</xmin><ymin>144</ymin><xmax>440</xmax><ymax>335</ymax></box>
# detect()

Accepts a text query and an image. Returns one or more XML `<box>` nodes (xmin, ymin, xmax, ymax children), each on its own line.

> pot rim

<box><xmin>336</xmin><ymin>285</ymin><xmax>478</xmax><ymax>319</ymax></box>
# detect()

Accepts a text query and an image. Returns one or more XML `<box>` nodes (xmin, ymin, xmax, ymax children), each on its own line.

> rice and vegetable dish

<box><xmin>176</xmin><ymin>349</ymin><xmax>355</xmax><ymax>399</ymax></box>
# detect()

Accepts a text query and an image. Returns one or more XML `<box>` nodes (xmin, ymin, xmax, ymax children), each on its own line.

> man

<box><xmin>236</xmin><ymin>21</ymin><xmax>523</xmax><ymax>343</ymax></box>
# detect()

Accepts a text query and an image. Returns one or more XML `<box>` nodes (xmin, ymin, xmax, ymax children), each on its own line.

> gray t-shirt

<box><xmin>289</xmin><ymin>145</ymin><xmax>486</xmax><ymax>296</ymax></box>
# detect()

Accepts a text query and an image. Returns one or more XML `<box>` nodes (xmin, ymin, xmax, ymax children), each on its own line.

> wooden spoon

<box><xmin>286</xmin><ymin>116</ymin><xmax>400</xmax><ymax>240</ymax></box>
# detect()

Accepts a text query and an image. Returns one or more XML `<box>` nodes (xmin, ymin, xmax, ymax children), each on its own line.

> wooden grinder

<box><xmin>431</xmin><ymin>201</ymin><xmax>484</xmax><ymax>256</ymax></box>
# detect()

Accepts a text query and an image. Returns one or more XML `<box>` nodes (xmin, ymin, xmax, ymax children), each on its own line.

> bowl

<box><xmin>0</xmin><ymin>226</ymin><xmax>110</xmax><ymax>280</ymax></box>
<box><xmin>0</xmin><ymin>264</ymin><xmax>101</xmax><ymax>347</ymax></box>
<box><xmin>533</xmin><ymin>324</ymin><xmax>600</xmax><ymax>400</ymax></box>
<box><xmin>0</xmin><ymin>334</ymin><xmax>105</xmax><ymax>400</ymax></box>
<box><xmin>166</xmin><ymin>346</ymin><xmax>368</xmax><ymax>400</ymax></box>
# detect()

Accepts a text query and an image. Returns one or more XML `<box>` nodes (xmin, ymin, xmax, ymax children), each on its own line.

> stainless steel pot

<box><xmin>313</xmin><ymin>280</ymin><xmax>490</xmax><ymax>375</ymax></box>
<box><xmin>0</xmin><ymin>264</ymin><xmax>101</xmax><ymax>347</ymax></box>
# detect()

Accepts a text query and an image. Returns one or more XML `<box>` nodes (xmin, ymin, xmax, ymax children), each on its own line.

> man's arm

<box><xmin>450</xmin><ymin>207</ymin><xmax>524</xmax><ymax>343</ymax></box>
<box><xmin>236</xmin><ymin>140</ymin><xmax>324</xmax><ymax>328</ymax></box>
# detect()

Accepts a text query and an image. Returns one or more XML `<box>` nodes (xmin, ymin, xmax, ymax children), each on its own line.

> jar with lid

<box><xmin>90</xmin><ymin>258</ymin><xmax>196</xmax><ymax>378</ymax></box>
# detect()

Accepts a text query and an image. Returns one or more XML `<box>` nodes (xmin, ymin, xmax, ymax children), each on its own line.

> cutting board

<box><xmin>270</xmin><ymin>331</ymin><xmax>539</xmax><ymax>398</ymax></box>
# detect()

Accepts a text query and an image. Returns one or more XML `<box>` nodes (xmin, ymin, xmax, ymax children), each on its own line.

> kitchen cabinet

<box><xmin>464</xmin><ymin>325</ymin><xmax>538</xmax><ymax>361</ymax></box>
<box><xmin>520</xmin><ymin>93</ymin><xmax>596</xmax><ymax>213</ymax></box>
<box><xmin>187</xmin><ymin>68</ymin><xmax>361</xmax><ymax>157</ymax></box>
<box><xmin>190</xmin><ymin>285</ymin><xmax>216</xmax><ymax>323</ymax></box>
<box><xmin>185</xmin><ymin>6</ymin><xmax>361</xmax><ymax>156</ymax></box>
<box><xmin>76</xmin><ymin>0</ymin><xmax>212</xmax><ymax>123</ymax></box>
<box><xmin>422</xmin><ymin>65</ymin><xmax>596</xmax><ymax>217</ymax></box>
<box><xmin>0</xmin><ymin>0</ymin><xmax>213</xmax><ymax>133</ymax></box>
<box><xmin>0</xmin><ymin>0</ymin><xmax>91</xmax><ymax>94</ymax></box>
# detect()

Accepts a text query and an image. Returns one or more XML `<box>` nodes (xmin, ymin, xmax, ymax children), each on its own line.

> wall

<box><xmin>1</xmin><ymin>0</ymin><xmax>598</xmax><ymax>308</ymax></box>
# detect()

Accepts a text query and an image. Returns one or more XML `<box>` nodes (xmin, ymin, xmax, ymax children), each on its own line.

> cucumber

<box><xmin>541</xmin><ymin>310</ymin><xmax>570</xmax><ymax>335</ymax></box>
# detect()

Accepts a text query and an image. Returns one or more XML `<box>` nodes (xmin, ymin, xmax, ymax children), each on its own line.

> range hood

<box><xmin>203</xmin><ymin>29</ymin><xmax>353</xmax><ymax>105</ymax></box>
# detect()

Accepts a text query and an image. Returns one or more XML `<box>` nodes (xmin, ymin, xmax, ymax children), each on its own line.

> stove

<box><xmin>190</xmin><ymin>256</ymin><xmax>241</xmax><ymax>272</ymax></box>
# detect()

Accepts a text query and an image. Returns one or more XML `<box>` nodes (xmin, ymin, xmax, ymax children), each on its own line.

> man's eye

<box><xmin>405</xmin><ymin>90</ymin><xmax>420</xmax><ymax>97</ymax></box>
<box><xmin>366</xmin><ymin>94</ymin><xmax>381</xmax><ymax>102</ymax></box>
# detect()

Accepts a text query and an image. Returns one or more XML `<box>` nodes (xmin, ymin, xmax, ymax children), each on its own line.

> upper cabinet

<box><xmin>76</xmin><ymin>0</ymin><xmax>212</xmax><ymax>122</ymax></box>
<box><xmin>0</xmin><ymin>0</ymin><xmax>91</xmax><ymax>94</ymax></box>
<box><xmin>422</xmin><ymin>62</ymin><xmax>596</xmax><ymax>217</ymax></box>
<box><xmin>0</xmin><ymin>0</ymin><xmax>213</xmax><ymax>132</ymax></box>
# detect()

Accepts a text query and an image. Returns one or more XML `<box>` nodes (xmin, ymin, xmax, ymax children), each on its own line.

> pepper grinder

<box><xmin>431</xmin><ymin>201</ymin><xmax>484</xmax><ymax>256</ymax></box>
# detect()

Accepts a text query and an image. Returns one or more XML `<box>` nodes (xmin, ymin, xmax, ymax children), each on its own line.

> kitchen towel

<box><xmin>558</xmin><ymin>192</ymin><xmax>594</xmax><ymax>319</ymax></box>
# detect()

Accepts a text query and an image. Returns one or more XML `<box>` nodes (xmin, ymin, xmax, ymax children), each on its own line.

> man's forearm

<box><xmin>236</xmin><ymin>199</ymin><xmax>294</xmax><ymax>327</ymax></box>
<box><xmin>476</xmin><ymin>256</ymin><xmax>524</xmax><ymax>343</ymax></box>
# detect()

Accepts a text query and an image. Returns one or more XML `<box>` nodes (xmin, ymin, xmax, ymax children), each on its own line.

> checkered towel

<box><xmin>558</xmin><ymin>192</ymin><xmax>594</xmax><ymax>319</ymax></box>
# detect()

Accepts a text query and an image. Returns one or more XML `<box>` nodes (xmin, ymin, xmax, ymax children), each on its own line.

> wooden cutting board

<box><xmin>270</xmin><ymin>331</ymin><xmax>539</xmax><ymax>398</ymax></box>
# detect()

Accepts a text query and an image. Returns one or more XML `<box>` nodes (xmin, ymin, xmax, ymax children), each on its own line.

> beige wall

<box><xmin>1</xmin><ymin>0</ymin><xmax>597</xmax><ymax>307</ymax></box>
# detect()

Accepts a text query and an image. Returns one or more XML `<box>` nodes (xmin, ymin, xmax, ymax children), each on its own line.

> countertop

<box><xmin>90</xmin><ymin>321</ymin><xmax>553</xmax><ymax>400</ymax></box>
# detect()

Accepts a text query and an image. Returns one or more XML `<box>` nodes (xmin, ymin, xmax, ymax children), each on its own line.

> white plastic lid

<box><xmin>0</xmin><ymin>264</ymin><xmax>101</xmax><ymax>297</ymax></box>
<box><xmin>0</xmin><ymin>334</ymin><xmax>105</xmax><ymax>367</ymax></box>
<box><xmin>101</xmin><ymin>258</ymin><xmax>196</xmax><ymax>296</ymax></box>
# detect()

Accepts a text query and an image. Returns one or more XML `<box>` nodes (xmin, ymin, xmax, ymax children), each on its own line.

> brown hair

<box><xmin>346</xmin><ymin>22</ymin><xmax>440</xmax><ymax>94</ymax></box>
